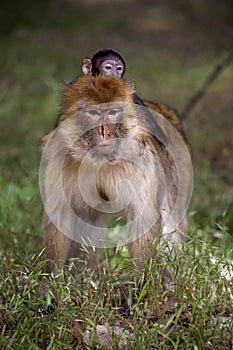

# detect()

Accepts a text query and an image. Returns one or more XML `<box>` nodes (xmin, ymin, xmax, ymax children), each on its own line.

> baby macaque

<box><xmin>82</xmin><ymin>49</ymin><xmax>125</xmax><ymax>78</ymax></box>
<box><xmin>82</xmin><ymin>49</ymin><xmax>145</xmax><ymax>105</ymax></box>
<box><xmin>41</xmin><ymin>75</ymin><xmax>192</xmax><ymax>289</ymax></box>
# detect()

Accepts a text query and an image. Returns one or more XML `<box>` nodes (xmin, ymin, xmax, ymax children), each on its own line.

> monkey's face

<box><xmin>99</xmin><ymin>59</ymin><xmax>124</xmax><ymax>78</ymax></box>
<box><xmin>56</xmin><ymin>76</ymin><xmax>136</xmax><ymax>160</ymax></box>
<box><xmin>67</xmin><ymin>102</ymin><xmax>133</xmax><ymax>160</ymax></box>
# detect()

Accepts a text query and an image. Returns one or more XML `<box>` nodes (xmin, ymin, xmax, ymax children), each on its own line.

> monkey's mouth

<box><xmin>97</xmin><ymin>139</ymin><xmax>118</xmax><ymax>152</ymax></box>
<box><xmin>89</xmin><ymin>139</ymin><xmax>121</xmax><ymax>161</ymax></box>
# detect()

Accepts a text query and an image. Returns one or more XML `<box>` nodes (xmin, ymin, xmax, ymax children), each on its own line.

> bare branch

<box><xmin>180</xmin><ymin>52</ymin><xmax>233</xmax><ymax>120</ymax></box>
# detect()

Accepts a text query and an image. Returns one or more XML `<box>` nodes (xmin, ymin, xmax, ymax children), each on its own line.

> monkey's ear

<box><xmin>82</xmin><ymin>57</ymin><xmax>92</xmax><ymax>76</ymax></box>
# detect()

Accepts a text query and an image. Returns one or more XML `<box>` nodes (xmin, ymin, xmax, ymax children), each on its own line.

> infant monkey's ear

<box><xmin>82</xmin><ymin>57</ymin><xmax>92</xmax><ymax>76</ymax></box>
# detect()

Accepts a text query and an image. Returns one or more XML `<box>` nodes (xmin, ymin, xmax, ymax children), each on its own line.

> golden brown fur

<box><xmin>143</xmin><ymin>99</ymin><xmax>190</xmax><ymax>152</ymax></box>
<box><xmin>41</xmin><ymin>75</ymin><xmax>192</xmax><ymax>287</ymax></box>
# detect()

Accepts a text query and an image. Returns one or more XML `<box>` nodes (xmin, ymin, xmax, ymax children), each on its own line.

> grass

<box><xmin>0</xmin><ymin>244</ymin><xmax>232</xmax><ymax>349</ymax></box>
<box><xmin>0</xmin><ymin>1</ymin><xmax>233</xmax><ymax>348</ymax></box>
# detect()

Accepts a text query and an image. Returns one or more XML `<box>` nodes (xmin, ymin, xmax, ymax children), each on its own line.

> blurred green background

<box><xmin>0</xmin><ymin>0</ymin><xmax>232</xmax><ymax>258</ymax></box>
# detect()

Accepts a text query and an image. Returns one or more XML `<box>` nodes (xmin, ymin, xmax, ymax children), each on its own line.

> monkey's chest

<box><xmin>95</xmin><ymin>160</ymin><xmax>149</xmax><ymax>206</ymax></box>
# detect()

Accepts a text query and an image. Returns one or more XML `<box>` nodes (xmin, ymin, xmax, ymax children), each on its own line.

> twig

<box><xmin>180</xmin><ymin>52</ymin><xmax>233</xmax><ymax>120</ymax></box>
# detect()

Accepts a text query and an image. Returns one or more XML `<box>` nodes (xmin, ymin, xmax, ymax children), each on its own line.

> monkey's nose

<box><xmin>98</xmin><ymin>124</ymin><xmax>112</xmax><ymax>141</ymax></box>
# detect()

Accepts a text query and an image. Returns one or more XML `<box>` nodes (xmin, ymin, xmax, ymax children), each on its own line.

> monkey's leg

<box><xmin>44</xmin><ymin>221</ymin><xmax>71</xmax><ymax>275</ymax></box>
<box><xmin>128</xmin><ymin>224</ymin><xmax>160</xmax><ymax>275</ymax></box>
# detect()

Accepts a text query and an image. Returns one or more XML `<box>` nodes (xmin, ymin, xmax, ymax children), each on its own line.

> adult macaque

<box><xmin>41</xmin><ymin>75</ymin><xmax>192</xmax><ymax>288</ymax></box>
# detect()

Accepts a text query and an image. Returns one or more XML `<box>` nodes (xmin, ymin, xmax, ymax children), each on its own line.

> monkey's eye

<box><xmin>108</xmin><ymin>108</ymin><xmax>121</xmax><ymax>116</ymax></box>
<box><xmin>104</xmin><ymin>64</ymin><xmax>112</xmax><ymax>70</ymax></box>
<box><xmin>87</xmin><ymin>109</ymin><xmax>100</xmax><ymax>117</ymax></box>
<box><xmin>117</xmin><ymin>66</ymin><xmax>123</xmax><ymax>72</ymax></box>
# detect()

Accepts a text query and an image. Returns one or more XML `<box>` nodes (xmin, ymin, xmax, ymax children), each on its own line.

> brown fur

<box><xmin>59</xmin><ymin>76</ymin><xmax>134</xmax><ymax>121</ymax></box>
<box><xmin>41</xmin><ymin>75</ymin><xmax>192</xmax><ymax>287</ymax></box>
<box><xmin>143</xmin><ymin>100</ymin><xmax>189</xmax><ymax>148</ymax></box>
